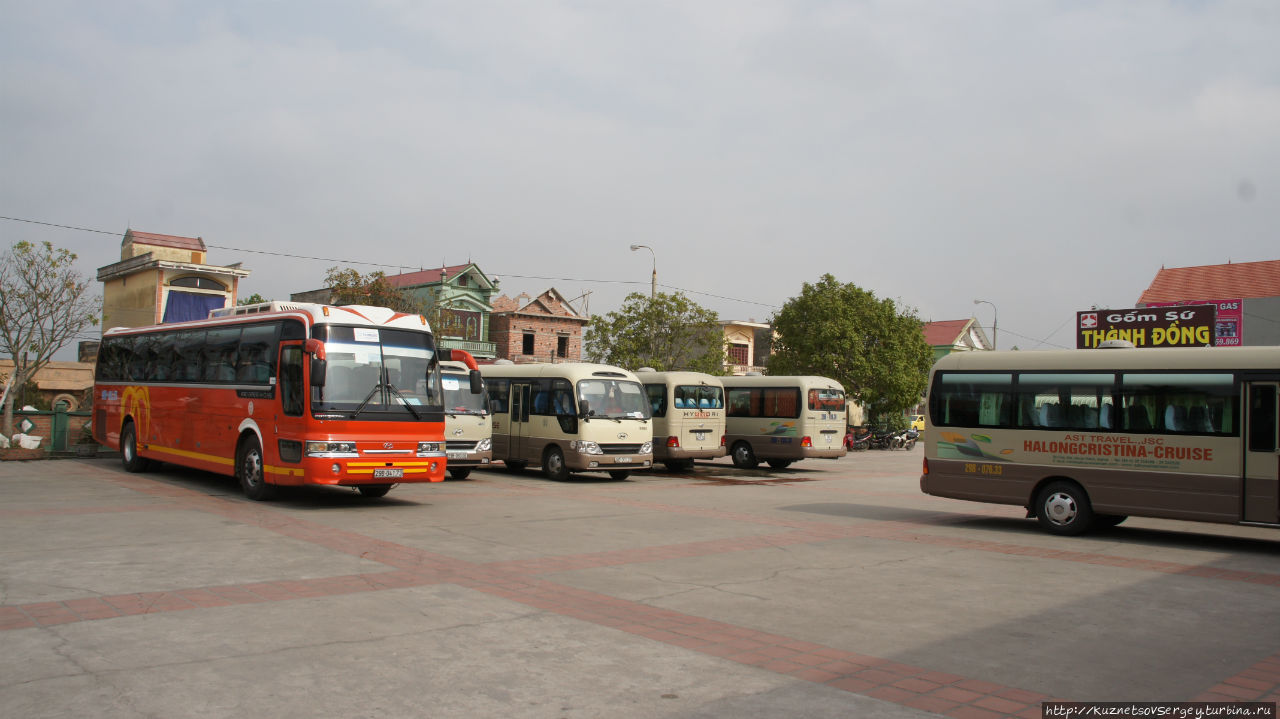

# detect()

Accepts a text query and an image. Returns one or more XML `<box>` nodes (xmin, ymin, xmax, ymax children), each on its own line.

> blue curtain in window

<box><xmin>163</xmin><ymin>291</ymin><xmax>226</xmax><ymax>323</ymax></box>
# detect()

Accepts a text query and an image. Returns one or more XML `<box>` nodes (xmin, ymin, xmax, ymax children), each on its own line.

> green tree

<box><xmin>238</xmin><ymin>293</ymin><xmax>266</xmax><ymax>306</ymax></box>
<box><xmin>0</xmin><ymin>241</ymin><xmax>100</xmax><ymax>436</ymax></box>
<box><xmin>768</xmin><ymin>274</ymin><xmax>932</xmax><ymax>428</ymax></box>
<box><xmin>584</xmin><ymin>291</ymin><xmax>725</xmax><ymax>373</ymax></box>
<box><xmin>323</xmin><ymin>267</ymin><xmax>423</xmax><ymax>313</ymax></box>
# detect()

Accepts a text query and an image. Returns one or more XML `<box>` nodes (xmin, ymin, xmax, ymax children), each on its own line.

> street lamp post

<box><xmin>973</xmin><ymin>299</ymin><xmax>998</xmax><ymax>350</ymax></box>
<box><xmin>630</xmin><ymin>244</ymin><xmax>656</xmax><ymax>299</ymax></box>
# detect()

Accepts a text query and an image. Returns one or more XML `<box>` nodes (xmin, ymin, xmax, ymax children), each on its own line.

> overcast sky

<box><xmin>3</xmin><ymin>1</ymin><xmax>1278</xmax><ymax>354</ymax></box>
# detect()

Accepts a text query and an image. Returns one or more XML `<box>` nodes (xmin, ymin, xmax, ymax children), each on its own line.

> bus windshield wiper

<box><xmin>351</xmin><ymin>383</ymin><xmax>421</xmax><ymax>421</ymax></box>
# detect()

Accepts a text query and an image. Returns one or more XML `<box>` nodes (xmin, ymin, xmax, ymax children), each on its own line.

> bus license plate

<box><xmin>616</xmin><ymin>457</ymin><xmax>632</xmax><ymax>463</ymax></box>
<box><xmin>373</xmin><ymin>468</ymin><xmax>404</xmax><ymax>479</ymax></box>
<box><xmin>446</xmin><ymin>451</ymin><xmax>467</xmax><ymax>460</ymax></box>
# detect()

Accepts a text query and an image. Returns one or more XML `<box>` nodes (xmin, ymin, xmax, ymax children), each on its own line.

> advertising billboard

<box><xmin>1076</xmin><ymin>305</ymin><xmax>1215</xmax><ymax>349</ymax></box>
<box><xmin>1144</xmin><ymin>299</ymin><xmax>1244</xmax><ymax>347</ymax></box>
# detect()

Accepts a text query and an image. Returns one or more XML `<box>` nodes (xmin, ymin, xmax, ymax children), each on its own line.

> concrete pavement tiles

<box><xmin>2</xmin><ymin>457</ymin><xmax>1279</xmax><ymax>718</ymax></box>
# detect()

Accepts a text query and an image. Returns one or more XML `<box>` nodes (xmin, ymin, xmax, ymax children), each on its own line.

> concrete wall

<box><xmin>1245</xmin><ymin>297</ymin><xmax>1280</xmax><ymax>346</ymax></box>
<box><xmin>101</xmin><ymin>269</ymin><xmax>161</xmax><ymax>330</ymax></box>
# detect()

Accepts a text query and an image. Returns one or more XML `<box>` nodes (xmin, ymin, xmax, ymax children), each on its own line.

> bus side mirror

<box><xmin>469</xmin><ymin>369</ymin><xmax>483</xmax><ymax>394</ymax></box>
<box><xmin>310</xmin><ymin>358</ymin><xmax>327</xmax><ymax>387</ymax></box>
<box><xmin>578</xmin><ymin>399</ymin><xmax>591</xmax><ymax>419</ymax></box>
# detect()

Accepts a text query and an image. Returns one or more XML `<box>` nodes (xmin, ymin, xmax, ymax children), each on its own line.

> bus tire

<box><xmin>543</xmin><ymin>447</ymin><xmax>571</xmax><ymax>481</ymax></box>
<box><xmin>1095</xmin><ymin>514</ymin><xmax>1128</xmax><ymax>529</ymax></box>
<box><xmin>120</xmin><ymin>422</ymin><xmax>152</xmax><ymax>473</ymax></box>
<box><xmin>766</xmin><ymin>459</ymin><xmax>792</xmax><ymax>470</ymax></box>
<box><xmin>358</xmin><ymin>484</ymin><xmax>392</xmax><ymax>498</ymax></box>
<box><xmin>1035</xmin><ymin>480</ymin><xmax>1093</xmax><ymax>536</ymax></box>
<box><xmin>236</xmin><ymin>436</ymin><xmax>276</xmax><ymax>501</ymax></box>
<box><xmin>609</xmin><ymin>470</ymin><xmax>631</xmax><ymax>480</ymax></box>
<box><xmin>449</xmin><ymin>468</ymin><xmax>472</xmax><ymax>480</ymax></box>
<box><xmin>730</xmin><ymin>441</ymin><xmax>758</xmax><ymax>469</ymax></box>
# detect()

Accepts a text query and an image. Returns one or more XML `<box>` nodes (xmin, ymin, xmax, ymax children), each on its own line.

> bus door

<box><xmin>276</xmin><ymin>341</ymin><xmax>308</xmax><ymax>472</ymax></box>
<box><xmin>1243</xmin><ymin>382</ymin><xmax>1279</xmax><ymax>524</ymax></box>
<box><xmin>510</xmin><ymin>382</ymin><xmax>533</xmax><ymax>462</ymax></box>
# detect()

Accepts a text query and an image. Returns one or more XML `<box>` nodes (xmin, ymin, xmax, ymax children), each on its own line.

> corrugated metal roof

<box><xmin>1138</xmin><ymin>259</ymin><xmax>1280</xmax><ymax>304</ymax></box>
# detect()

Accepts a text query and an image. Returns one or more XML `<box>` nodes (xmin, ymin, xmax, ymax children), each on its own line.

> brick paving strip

<box><xmin>5</xmin><ymin>470</ymin><xmax>1279</xmax><ymax>718</ymax></box>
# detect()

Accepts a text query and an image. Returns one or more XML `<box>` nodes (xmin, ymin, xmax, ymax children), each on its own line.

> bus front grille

<box><xmin>598</xmin><ymin>443</ymin><xmax>644</xmax><ymax>455</ymax></box>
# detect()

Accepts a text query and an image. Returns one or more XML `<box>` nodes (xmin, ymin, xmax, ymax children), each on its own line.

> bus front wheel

<box><xmin>449</xmin><ymin>468</ymin><xmax>472</xmax><ymax>480</ymax></box>
<box><xmin>358</xmin><ymin>484</ymin><xmax>392</xmax><ymax>498</ymax></box>
<box><xmin>237</xmin><ymin>437</ymin><xmax>277</xmax><ymax>501</ymax></box>
<box><xmin>543</xmin><ymin>447</ymin><xmax>571</xmax><ymax>481</ymax></box>
<box><xmin>1035</xmin><ymin>480</ymin><xmax>1093</xmax><ymax>536</ymax></box>
<box><xmin>731</xmin><ymin>442</ymin><xmax>758</xmax><ymax>469</ymax></box>
<box><xmin>120</xmin><ymin>422</ymin><xmax>152</xmax><ymax>473</ymax></box>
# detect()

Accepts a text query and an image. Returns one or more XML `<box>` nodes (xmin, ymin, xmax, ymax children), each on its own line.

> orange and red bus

<box><xmin>93</xmin><ymin>301</ymin><xmax>481</xmax><ymax>500</ymax></box>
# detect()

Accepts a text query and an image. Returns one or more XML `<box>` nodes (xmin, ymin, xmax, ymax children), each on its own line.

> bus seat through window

<box><xmin>1126</xmin><ymin>405</ymin><xmax>1152</xmax><ymax>431</ymax></box>
<box><xmin>1099</xmin><ymin>403</ymin><xmax>1114</xmax><ymax>429</ymax></box>
<box><xmin>1188</xmin><ymin>405</ymin><xmax>1212</xmax><ymax>433</ymax></box>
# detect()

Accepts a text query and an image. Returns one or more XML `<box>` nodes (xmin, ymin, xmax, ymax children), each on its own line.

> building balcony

<box><xmin>439</xmin><ymin>338</ymin><xmax>497</xmax><ymax>359</ymax></box>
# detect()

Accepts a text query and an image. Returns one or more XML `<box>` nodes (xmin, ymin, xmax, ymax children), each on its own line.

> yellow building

<box><xmin>96</xmin><ymin>230</ymin><xmax>250</xmax><ymax>331</ymax></box>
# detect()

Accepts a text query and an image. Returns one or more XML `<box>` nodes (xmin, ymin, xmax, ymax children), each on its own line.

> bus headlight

<box><xmin>306</xmin><ymin>440</ymin><xmax>358</xmax><ymax>456</ymax></box>
<box><xmin>417</xmin><ymin>442</ymin><xmax>442</xmax><ymax>454</ymax></box>
<box><xmin>570</xmin><ymin>440</ymin><xmax>603</xmax><ymax>455</ymax></box>
<box><xmin>476</xmin><ymin>438</ymin><xmax>492</xmax><ymax>452</ymax></box>
<box><xmin>639</xmin><ymin>441</ymin><xmax>652</xmax><ymax>454</ymax></box>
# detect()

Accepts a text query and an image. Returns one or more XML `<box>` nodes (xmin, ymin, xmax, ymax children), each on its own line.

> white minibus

<box><xmin>635</xmin><ymin>369</ymin><xmax>727</xmax><ymax>471</ymax></box>
<box><xmin>721</xmin><ymin>374</ymin><xmax>848</xmax><ymax>469</ymax></box>
<box><xmin>480</xmin><ymin>362</ymin><xmax>653</xmax><ymax>480</ymax></box>
<box><xmin>441</xmin><ymin>360</ymin><xmax>492</xmax><ymax>479</ymax></box>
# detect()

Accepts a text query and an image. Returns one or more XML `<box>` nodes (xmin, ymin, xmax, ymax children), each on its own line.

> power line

<box><xmin>1</xmin><ymin>214</ymin><xmax>779</xmax><ymax>310</ymax></box>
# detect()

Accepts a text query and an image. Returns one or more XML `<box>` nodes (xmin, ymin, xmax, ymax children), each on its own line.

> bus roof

<box><xmin>633</xmin><ymin>369</ymin><xmax>725</xmax><ymax>386</ymax></box>
<box><xmin>932</xmin><ymin>346</ymin><xmax>1280</xmax><ymax>373</ymax></box>
<box><xmin>719</xmin><ymin>374</ymin><xmax>845</xmax><ymax>391</ymax></box>
<box><xmin>104</xmin><ymin>302</ymin><xmax>433</xmax><ymax>337</ymax></box>
<box><xmin>478</xmin><ymin>362</ymin><xmax>642</xmax><ymax>382</ymax></box>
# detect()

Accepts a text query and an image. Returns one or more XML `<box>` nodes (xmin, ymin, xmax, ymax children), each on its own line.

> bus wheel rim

<box><xmin>244</xmin><ymin>450</ymin><xmax>263</xmax><ymax>487</ymax></box>
<box><xmin>1044</xmin><ymin>492</ymin><xmax>1077</xmax><ymax>525</ymax></box>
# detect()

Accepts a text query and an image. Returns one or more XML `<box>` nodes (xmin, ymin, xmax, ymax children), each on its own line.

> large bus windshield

<box><xmin>311</xmin><ymin>326</ymin><xmax>442</xmax><ymax>416</ymax></box>
<box><xmin>577</xmin><ymin>378</ymin><xmax>650</xmax><ymax>419</ymax></box>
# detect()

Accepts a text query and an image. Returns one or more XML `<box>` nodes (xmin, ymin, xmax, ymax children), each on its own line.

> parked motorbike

<box><xmin>871</xmin><ymin>429</ymin><xmax>898</xmax><ymax>450</ymax></box>
<box><xmin>844</xmin><ymin>428</ymin><xmax>872</xmax><ymax>451</ymax></box>
<box><xmin>902</xmin><ymin>428</ymin><xmax>919</xmax><ymax>450</ymax></box>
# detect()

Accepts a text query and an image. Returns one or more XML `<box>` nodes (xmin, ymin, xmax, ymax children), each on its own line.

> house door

<box><xmin>1243</xmin><ymin>382</ymin><xmax>1279</xmax><ymax>524</ymax></box>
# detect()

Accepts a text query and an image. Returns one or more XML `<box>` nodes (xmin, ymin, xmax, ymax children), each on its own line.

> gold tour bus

<box><xmin>635</xmin><ymin>368</ymin><xmax>727</xmax><ymax>471</ymax></box>
<box><xmin>921</xmin><ymin>344</ymin><xmax>1280</xmax><ymax>535</ymax></box>
<box><xmin>721</xmin><ymin>374</ymin><xmax>848</xmax><ymax>469</ymax></box>
<box><xmin>480</xmin><ymin>362</ymin><xmax>653</xmax><ymax>480</ymax></box>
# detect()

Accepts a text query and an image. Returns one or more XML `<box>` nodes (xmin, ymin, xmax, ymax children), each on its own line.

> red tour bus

<box><xmin>92</xmin><ymin>301</ymin><xmax>481</xmax><ymax>500</ymax></box>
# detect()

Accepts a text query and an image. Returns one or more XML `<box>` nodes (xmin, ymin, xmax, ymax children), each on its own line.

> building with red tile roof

<box><xmin>1136</xmin><ymin>259</ymin><xmax>1280</xmax><ymax>346</ymax></box>
<box><xmin>923</xmin><ymin>318</ymin><xmax>991</xmax><ymax>360</ymax></box>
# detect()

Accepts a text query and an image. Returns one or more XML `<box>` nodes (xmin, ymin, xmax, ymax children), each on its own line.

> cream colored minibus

<box><xmin>721</xmin><ymin>374</ymin><xmax>848</xmax><ymax>469</ymax></box>
<box><xmin>441</xmin><ymin>360</ymin><xmax>492</xmax><ymax>479</ymax></box>
<box><xmin>922</xmin><ymin>345</ymin><xmax>1280</xmax><ymax>535</ymax></box>
<box><xmin>635</xmin><ymin>369</ymin><xmax>727</xmax><ymax>471</ymax></box>
<box><xmin>480</xmin><ymin>362</ymin><xmax>653</xmax><ymax>480</ymax></box>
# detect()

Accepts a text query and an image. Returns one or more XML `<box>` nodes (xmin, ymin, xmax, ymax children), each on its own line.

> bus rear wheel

<box><xmin>663</xmin><ymin>460</ymin><xmax>693</xmax><ymax>472</ymax></box>
<box><xmin>1035</xmin><ymin>480</ymin><xmax>1093</xmax><ymax>536</ymax></box>
<box><xmin>237</xmin><ymin>437</ymin><xmax>277</xmax><ymax>501</ymax></box>
<box><xmin>730</xmin><ymin>441</ymin><xmax>758</xmax><ymax>469</ymax></box>
<box><xmin>766</xmin><ymin>459</ymin><xmax>792</xmax><ymax>470</ymax></box>
<box><xmin>358</xmin><ymin>484</ymin><xmax>392</xmax><ymax>498</ymax></box>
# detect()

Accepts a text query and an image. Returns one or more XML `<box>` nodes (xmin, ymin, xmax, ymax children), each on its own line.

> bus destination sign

<box><xmin>1076</xmin><ymin>305</ymin><xmax>1216</xmax><ymax>349</ymax></box>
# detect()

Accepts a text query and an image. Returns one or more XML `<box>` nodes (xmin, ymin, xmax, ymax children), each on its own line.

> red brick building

<box><xmin>489</xmin><ymin>289</ymin><xmax>588</xmax><ymax>363</ymax></box>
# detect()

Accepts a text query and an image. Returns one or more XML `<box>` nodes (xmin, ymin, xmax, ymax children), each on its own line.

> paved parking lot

<box><xmin>2</xmin><ymin>449</ymin><xmax>1279</xmax><ymax>718</ymax></box>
